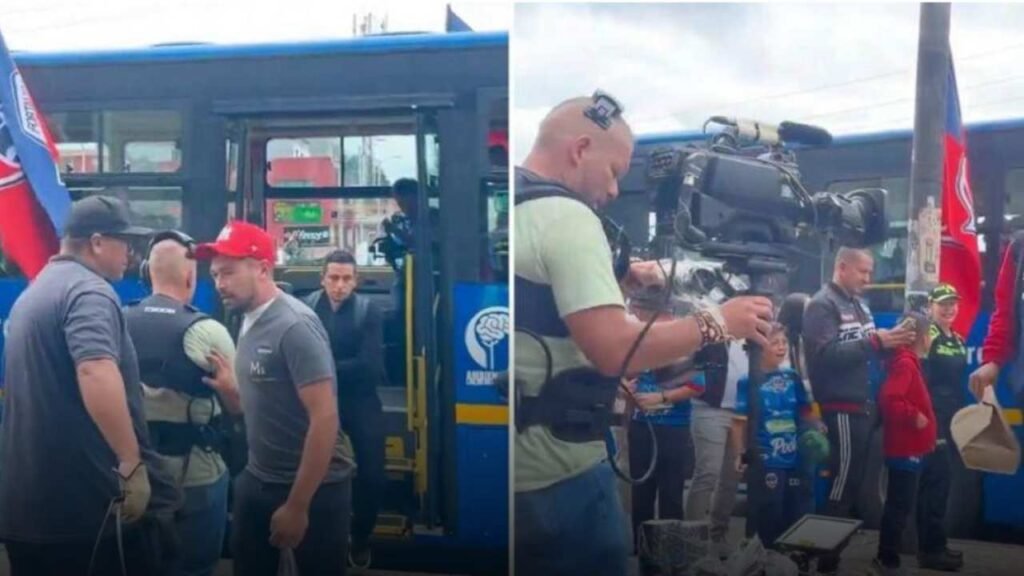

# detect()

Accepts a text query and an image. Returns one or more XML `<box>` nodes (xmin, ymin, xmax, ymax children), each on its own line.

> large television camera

<box><xmin>645</xmin><ymin>117</ymin><xmax>888</xmax><ymax>260</ymax></box>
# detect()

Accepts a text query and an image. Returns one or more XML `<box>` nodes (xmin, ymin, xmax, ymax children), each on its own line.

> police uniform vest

<box><xmin>513</xmin><ymin>168</ymin><xmax>622</xmax><ymax>443</ymax></box>
<box><xmin>123</xmin><ymin>293</ymin><xmax>220</xmax><ymax>457</ymax></box>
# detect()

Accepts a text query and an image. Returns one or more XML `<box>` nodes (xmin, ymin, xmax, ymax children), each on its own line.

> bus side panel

<box><xmin>452</xmin><ymin>282</ymin><xmax>509</xmax><ymax>548</ymax></box>
<box><xmin>0</xmin><ymin>278</ymin><xmax>218</xmax><ymax>413</ymax></box>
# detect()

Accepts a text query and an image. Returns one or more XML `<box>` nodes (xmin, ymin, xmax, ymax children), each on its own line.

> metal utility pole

<box><xmin>905</xmin><ymin>2</ymin><xmax>951</xmax><ymax>313</ymax></box>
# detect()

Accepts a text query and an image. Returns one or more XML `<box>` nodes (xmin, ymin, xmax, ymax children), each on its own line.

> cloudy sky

<box><xmin>514</xmin><ymin>2</ymin><xmax>1024</xmax><ymax>162</ymax></box>
<box><xmin>0</xmin><ymin>0</ymin><xmax>509</xmax><ymax>51</ymax></box>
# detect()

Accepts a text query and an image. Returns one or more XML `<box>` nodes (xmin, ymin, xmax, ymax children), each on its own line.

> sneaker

<box><xmin>348</xmin><ymin>544</ymin><xmax>372</xmax><ymax>569</ymax></box>
<box><xmin>871</xmin><ymin>558</ymin><xmax>907</xmax><ymax>576</ymax></box>
<box><xmin>918</xmin><ymin>549</ymin><xmax>964</xmax><ymax>572</ymax></box>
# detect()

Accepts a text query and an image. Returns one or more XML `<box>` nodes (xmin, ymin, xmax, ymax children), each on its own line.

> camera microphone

<box><xmin>778</xmin><ymin>121</ymin><xmax>833</xmax><ymax>147</ymax></box>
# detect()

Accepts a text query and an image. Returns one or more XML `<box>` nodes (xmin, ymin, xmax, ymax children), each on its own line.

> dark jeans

<box><xmin>819</xmin><ymin>410</ymin><xmax>874</xmax><ymax>571</ymax></box>
<box><xmin>340</xmin><ymin>396</ymin><xmax>386</xmax><ymax>549</ymax></box>
<box><xmin>629</xmin><ymin>421</ymin><xmax>690</xmax><ymax>551</ymax></box>
<box><xmin>176</xmin><ymin>472</ymin><xmax>230</xmax><ymax>576</ymax></box>
<box><xmin>752</xmin><ymin>467</ymin><xmax>810</xmax><ymax>548</ymax></box>
<box><xmin>514</xmin><ymin>461</ymin><xmax>629</xmax><ymax>576</ymax></box>
<box><xmin>230</xmin><ymin>470</ymin><xmax>352</xmax><ymax>576</ymax></box>
<box><xmin>917</xmin><ymin>442</ymin><xmax>951</xmax><ymax>555</ymax></box>
<box><xmin>878</xmin><ymin>465</ymin><xmax>920</xmax><ymax>567</ymax></box>
<box><xmin>5</xmin><ymin>514</ymin><xmax>179</xmax><ymax>576</ymax></box>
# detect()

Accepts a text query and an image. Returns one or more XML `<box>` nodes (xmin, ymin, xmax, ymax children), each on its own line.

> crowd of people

<box><xmin>0</xmin><ymin>194</ymin><xmax>393</xmax><ymax>576</ymax></box>
<box><xmin>609</xmin><ymin>249</ymin><xmax>971</xmax><ymax>575</ymax></box>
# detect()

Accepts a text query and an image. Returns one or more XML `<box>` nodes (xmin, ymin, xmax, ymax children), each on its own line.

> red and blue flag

<box><xmin>939</xmin><ymin>56</ymin><xmax>982</xmax><ymax>338</ymax></box>
<box><xmin>0</xmin><ymin>28</ymin><xmax>71</xmax><ymax>280</ymax></box>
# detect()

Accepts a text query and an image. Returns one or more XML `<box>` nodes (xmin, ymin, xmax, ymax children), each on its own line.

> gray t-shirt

<box><xmin>0</xmin><ymin>256</ymin><xmax>180</xmax><ymax>542</ymax></box>
<box><xmin>236</xmin><ymin>293</ymin><xmax>355</xmax><ymax>484</ymax></box>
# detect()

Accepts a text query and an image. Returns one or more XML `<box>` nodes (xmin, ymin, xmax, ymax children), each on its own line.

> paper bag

<box><xmin>950</xmin><ymin>387</ymin><xmax>1021</xmax><ymax>474</ymax></box>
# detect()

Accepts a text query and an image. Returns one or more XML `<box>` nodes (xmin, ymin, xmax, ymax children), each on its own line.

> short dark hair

<box><xmin>322</xmin><ymin>250</ymin><xmax>357</xmax><ymax>273</ymax></box>
<box><xmin>392</xmin><ymin>178</ymin><xmax>418</xmax><ymax>198</ymax></box>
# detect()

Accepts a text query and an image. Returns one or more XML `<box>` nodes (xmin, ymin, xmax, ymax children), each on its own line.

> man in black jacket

<box><xmin>803</xmin><ymin>247</ymin><xmax>914</xmax><ymax>574</ymax></box>
<box><xmin>304</xmin><ymin>250</ymin><xmax>386</xmax><ymax>569</ymax></box>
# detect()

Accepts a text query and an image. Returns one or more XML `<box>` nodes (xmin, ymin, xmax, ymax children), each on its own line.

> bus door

<box><xmin>224</xmin><ymin>108</ymin><xmax>443</xmax><ymax>537</ymax></box>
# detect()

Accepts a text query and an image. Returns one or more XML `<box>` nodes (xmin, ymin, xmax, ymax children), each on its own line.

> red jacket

<box><xmin>879</xmin><ymin>348</ymin><xmax>937</xmax><ymax>458</ymax></box>
<box><xmin>982</xmin><ymin>237</ymin><xmax>1019</xmax><ymax>366</ymax></box>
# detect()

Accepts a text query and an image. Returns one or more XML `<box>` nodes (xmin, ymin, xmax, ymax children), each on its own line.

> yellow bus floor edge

<box><xmin>455</xmin><ymin>403</ymin><xmax>508</xmax><ymax>425</ymax></box>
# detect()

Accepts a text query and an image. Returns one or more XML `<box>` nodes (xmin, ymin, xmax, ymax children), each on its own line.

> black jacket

<box><xmin>303</xmin><ymin>290</ymin><xmax>386</xmax><ymax>406</ymax></box>
<box><xmin>803</xmin><ymin>282</ymin><xmax>880</xmax><ymax>409</ymax></box>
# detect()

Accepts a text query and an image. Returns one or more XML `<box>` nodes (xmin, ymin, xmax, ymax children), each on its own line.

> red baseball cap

<box><xmin>195</xmin><ymin>220</ymin><xmax>276</xmax><ymax>263</ymax></box>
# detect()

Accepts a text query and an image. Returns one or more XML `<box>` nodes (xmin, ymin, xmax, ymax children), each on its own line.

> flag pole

<box><xmin>905</xmin><ymin>3</ymin><xmax>951</xmax><ymax>313</ymax></box>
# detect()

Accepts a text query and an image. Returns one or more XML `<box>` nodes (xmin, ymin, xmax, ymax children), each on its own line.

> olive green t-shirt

<box><xmin>514</xmin><ymin>171</ymin><xmax>625</xmax><ymax>493</ymax></box>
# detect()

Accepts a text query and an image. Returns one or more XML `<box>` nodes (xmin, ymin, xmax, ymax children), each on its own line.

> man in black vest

<box><xmin>304</xmin><ymin>249</ymin><xmax>386</xmax><ymax>569</ymax></box>
<box><xmin>124</xmin><ymin>231</ymin><xmax>241</xmax><ymax>576</ymax></box>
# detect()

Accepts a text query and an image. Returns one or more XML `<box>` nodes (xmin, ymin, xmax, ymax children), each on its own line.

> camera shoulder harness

<box><xmin>512</xmin><ymin>175</ymin><xmax>626</xmax><ymax>443</ymax></box>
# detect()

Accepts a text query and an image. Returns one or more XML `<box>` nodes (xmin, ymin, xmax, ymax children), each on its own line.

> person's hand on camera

<box><xmin>720</xmin><ymin>296</ymin><xmax>774</xmax><ymax>346</ymax></box>
<box><xmin>875</xmin><ymin>327</ymin><xmax>916</xmax><ymax>349</ymax></box>
<box><xmin>969</xmin><ymin>362</ymin><xmax>1000</xmax><ymax>401</ymax></box>
<box><xmin>116</xmin><ymin>461</ymin><xmax>151</xmax><ymax>523</ymax></box>
<box><xmin>622</xmin><ymin>260</ymin><xmax>667</xmax><ymax>292</ymax></box>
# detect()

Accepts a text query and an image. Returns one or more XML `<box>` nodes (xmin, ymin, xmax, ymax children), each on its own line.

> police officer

<box><xmin>803</xmin><ymin>247</ymin><xmax>915</xmax><ymax>574</ymax></box>
<box><xmin>304</xmin><ymin>250</ymin><xmax>387</xmax><ymax>569</ymax></box>
<box><xmin>124</xmin><ymin>231</ymin><xmax>239</xmax><ymax>576</ymax></box>
<box><xmin>918</xmin><ymin>284</ymin><xmax>967</xmax><ymax>571</ymax></box>
<box><xmin>0</xmin><ymin>195</ymin><xmax>180</xmax><ymax>575</ymax></box>
<box><xmin>513</xmin><ymin>93</ymin><xmax>774</xmax><ymax>576</ymax></box>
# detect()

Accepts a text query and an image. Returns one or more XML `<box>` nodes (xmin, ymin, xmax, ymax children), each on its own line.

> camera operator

<box><xmin>513</xmin><ymin>93</ymin><xmax>775</xmax><ymax>576</ymax></box>
<box><xmin>803</xmin><ymin>247</ymin><xmax>915</xmax><ymax>574</ymax></box>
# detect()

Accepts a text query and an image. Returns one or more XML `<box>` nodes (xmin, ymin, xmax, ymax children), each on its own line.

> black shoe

<box><xmin>918</xmin><ymin>549</ymin><xmax>964</xmax><ymax>572</ymax></box>
<box><xmin>944</xmin><ymin>547</ymin><xmax>964</xmax><ymax>560</ymax></box>
<box><xmin>348</xmin><ymin>544</ymin><xmax>372</xmax><ymax>569</ymax></box>
<box><xmin>872</xmin><ymin>558</ymin><xmax>908</xmax><ymax>576</ymax></box>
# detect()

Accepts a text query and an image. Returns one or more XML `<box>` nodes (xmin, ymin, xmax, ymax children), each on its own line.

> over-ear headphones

<box><xmin>140</xmin><ymin>229</ymin><xmax>196</xmax><ymax>287</ymax></box>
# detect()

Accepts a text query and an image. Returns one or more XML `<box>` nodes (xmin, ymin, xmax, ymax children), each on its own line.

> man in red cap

<box><xmin>195</xmin><ymin>220</ymin><xmax>356</xmax><ymax>576</ymax></box>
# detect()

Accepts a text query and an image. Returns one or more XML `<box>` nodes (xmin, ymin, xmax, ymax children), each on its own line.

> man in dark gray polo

<box><xmin>196</xmin><ymin>220</ymin><xmax>355</xmax><ymax>576</ymax></box>
<box><xmin>0</xmin><ymin>195</ymin><xmax>181</xmax><ymax>576</ymax></box>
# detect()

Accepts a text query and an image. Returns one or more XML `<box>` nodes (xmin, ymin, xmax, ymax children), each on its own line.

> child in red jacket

<box><xmin>874</xmin><ymin>311</ymin><xmax>938</xmax><ymax>575</ymax></box>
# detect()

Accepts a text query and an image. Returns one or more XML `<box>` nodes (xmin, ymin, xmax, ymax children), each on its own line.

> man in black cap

<box><xmin>0</xmin><ymin>195</ymin><xmax>181</xmax><ymax>576</ymax></box>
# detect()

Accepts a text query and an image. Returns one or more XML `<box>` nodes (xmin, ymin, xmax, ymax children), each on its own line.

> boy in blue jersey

<box><xmin>626</xmin><ymin>293</ymin><xmax>702</xmax><ymax>553</ymax></box>
<box><xmin>731</xmin><ymin>323</ymin><xmax>825</xmax><ymax>548</ymax></box>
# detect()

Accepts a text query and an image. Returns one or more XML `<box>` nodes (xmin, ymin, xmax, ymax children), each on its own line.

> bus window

<box><xmin>226</xmin><ymin>140</ymin><xmax>239</xmax><ymax>192</ymax></box>
<box><xmin>1004</xmin><ymin>168</ymin><xmax>1024</xmax><ymax>222</ymax></box>
<box><xmin>103</xmin><ymin>111</ymin><xmax>183</xmax><ymax>173</ymax></box>
<box><xmin>48</xmin><ymin>111</ymin><xmax>101</xmax><ymax>174</ymax></box>
<box><xmin>266</xmin><ymin>138</ymin><xmax>341</xmax><ymax>187</ymax></box>
<box><xmin>69</xmin><ymin>186</ymin><xmax>184</xmax><ymax>231</ymax></box>
<box><xmin>342</xmin><ymin>135</ymin><xmax>417</xmax><ymax>186</ymax></box>
<box><xmin>265</xmin><ymin>197</ymin><xmax>398</xmax><ymax>267</ymax></box>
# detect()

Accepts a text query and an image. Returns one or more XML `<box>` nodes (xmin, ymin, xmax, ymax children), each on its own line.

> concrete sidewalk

<box><xmin>627</xmin><ymin>519</ymin><xmax>1024</xmax><ymax>576</ymax></box>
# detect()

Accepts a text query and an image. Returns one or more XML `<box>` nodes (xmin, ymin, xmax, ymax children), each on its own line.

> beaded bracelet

<box><xmin>694</xmin><ymin>308</ymin><xmax>729</xmax><ymax>347</ymax></box>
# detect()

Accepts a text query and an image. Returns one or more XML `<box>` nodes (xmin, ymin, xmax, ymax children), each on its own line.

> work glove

<box><xmin>116</xmin><ymin>461</ymin><xmax>151</xmax><ymax>523</ymax></box>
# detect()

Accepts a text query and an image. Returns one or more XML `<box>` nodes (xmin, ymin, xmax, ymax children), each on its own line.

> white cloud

<box><xmin>513</xmin><ymin>2</ymin><xmax>1024</xmax><ymax>162</ymax></box>
<box><xmin>0</xmin><ymin>0</ymin><xmax>509</xmax><ymax>51</ymax></box>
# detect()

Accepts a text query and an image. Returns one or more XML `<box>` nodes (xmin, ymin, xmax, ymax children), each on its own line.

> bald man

<box><xmin>802</xmin><ymin>247</ymin><xmax>915</xmax><ymax>574</ymax></box>
<box><xmin>123</xmin><ymin>233</ymin><xmax>240</xmax><ymax>576</ymax></box>
<box><xmin>514</xmin><ymin>93</ymin><xmax>774</xmax><ymax>575</ymax></box>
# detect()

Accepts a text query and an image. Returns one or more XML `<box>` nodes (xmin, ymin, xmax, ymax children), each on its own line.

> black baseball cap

<box><xmin>63</xmin><ymin>195</ymin><xmax>153</xmax><ymax>239</ymax></box>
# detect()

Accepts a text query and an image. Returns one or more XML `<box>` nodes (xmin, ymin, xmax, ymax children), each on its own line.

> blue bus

<box><xmin>0</xmin><ymin>31</ymin><xmax>509</xmax><ymax>573</ymax></box>
<box><xmin>619</xmin><ymin>118</ymin><xmax>1024</xmax><ymax>542</ymax></box>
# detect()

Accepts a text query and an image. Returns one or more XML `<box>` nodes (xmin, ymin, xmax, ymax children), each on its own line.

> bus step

<box><xmin>386</xmin><ymin>457</ymin><xmax>415</xmax><ymax>474</ymax></box>
<box><xmin>373</xmin><ymin>513</ymin><xmax>411</xmax><ymax>537</ymax></box>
